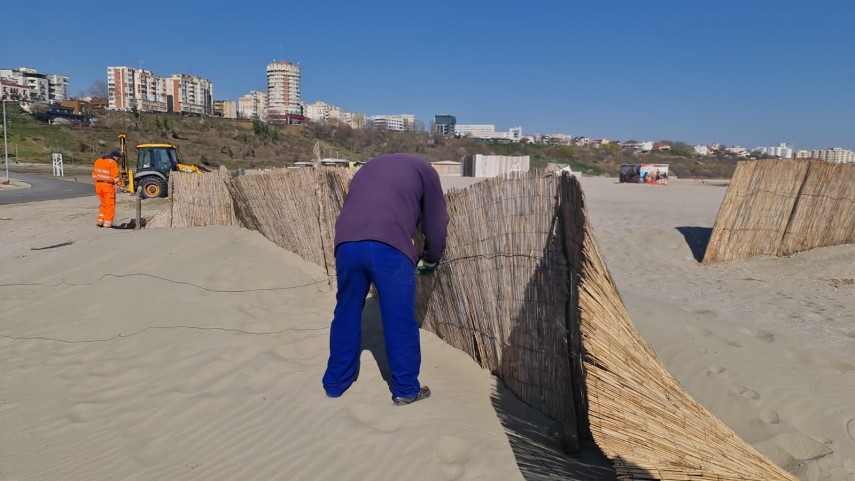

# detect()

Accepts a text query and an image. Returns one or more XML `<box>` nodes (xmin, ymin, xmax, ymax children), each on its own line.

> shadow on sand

<box><xmin>359</xmin><ymin>297</ymin><xmax>393</xmax><ymax>385</ymax></box>
<box><xmin>491</xmin><ymin>382</ymin><xmax>617</xmax><ymax>480</ymax></box>
<box><xmin>361</xmin><ymin>295</ymin><xmax>618</xmax><ymax>479</ymax></box>
<box><xmin>676</xmin><ymin>226</ymin><xmax>712</xmax><ymax>263</ymax></box>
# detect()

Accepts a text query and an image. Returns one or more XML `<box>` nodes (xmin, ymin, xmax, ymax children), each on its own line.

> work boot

<box><xmin>392</xmin><ymin>386</ymin><xmax>431</xmax><ymax>406</ymax></box>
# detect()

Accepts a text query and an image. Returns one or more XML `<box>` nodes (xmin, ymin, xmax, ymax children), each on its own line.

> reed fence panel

<box><xmin>416</xmin><ymin>172</ymin><xmax>578</xmax><ymax>451</ymax></box>
<box><xmin>779</xmin><ymin>161</ymin><xmax>855</xmax><ymax>256</ymax></box>
<box><xmin>704</xmin><ymin>159</ymin><xmax>855</xmax><ymax>263</ymax></box>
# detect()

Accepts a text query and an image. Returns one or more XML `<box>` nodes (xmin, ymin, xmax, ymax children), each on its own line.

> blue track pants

<box><xmin>322</xmin><ymin>241</ymin><xmax>421</xmax><ymax>398</ymax></box>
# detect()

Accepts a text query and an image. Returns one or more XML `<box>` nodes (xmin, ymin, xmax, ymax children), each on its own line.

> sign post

<box><xmin>52</xmin><ymin>153</ymin><xmax>64</xmax><ymax>177</ymax></box>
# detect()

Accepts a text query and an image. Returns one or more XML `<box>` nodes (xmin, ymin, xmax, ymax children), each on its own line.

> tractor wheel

<box><xmin>139</xmin><ymin>177</ymin><xmax>167</xmax><ymax>199</ymax></box>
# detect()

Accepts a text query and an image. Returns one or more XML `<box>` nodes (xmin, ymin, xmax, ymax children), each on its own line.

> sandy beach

<box><xmin>1</xmin><ymin>175</ymin><xmax>853</xmax><ymax>480</ymax></box>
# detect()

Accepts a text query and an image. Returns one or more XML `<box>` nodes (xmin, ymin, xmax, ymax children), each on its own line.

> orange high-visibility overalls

<box><xmin>92</xmin><ymin>156</ymin><xmax>123</xmax><ymax>227</ymax></box>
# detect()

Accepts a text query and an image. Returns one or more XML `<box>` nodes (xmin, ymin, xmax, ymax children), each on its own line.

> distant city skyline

<box><xmin>2</xmin><ymin>0</ymin><xmax>853</xmax><ymax>151</ymax></box>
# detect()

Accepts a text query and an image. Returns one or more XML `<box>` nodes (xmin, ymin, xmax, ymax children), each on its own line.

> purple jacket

<box><xmin>334</xmin><ymin>153</ymin><xmax>449</xmax><ymax>264</ymax></box>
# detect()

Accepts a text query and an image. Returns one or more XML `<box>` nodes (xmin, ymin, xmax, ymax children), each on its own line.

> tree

<box><xmin>87</xmin><ymin>80</ymin><xmax>108</xmax><ymax>98</ymax></box>
<box><xmin>671</xmin><ymin>143</ymin><xmax>696</xmax><ymax>157</ymax></box>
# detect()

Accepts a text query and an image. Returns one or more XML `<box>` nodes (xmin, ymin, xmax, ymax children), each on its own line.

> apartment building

<box><xmin>372</xmin><ymin>114</ymin><xmax>416</xmax><ymax>132</ymax></box>
<box><xmin>800</xmin><ymin>147</ymin><xmax>855</xmax><ymax>164</ymax></box>
<box><xmin>167</xmin><ymin>74</ymin><xmax>213</xmax><ymax>115</ymax></box>
<box><xmin>305</xmin><ymin>101</ymin><xmax>339</xmax><ymax>123</ymax></box>
<box><xmin>0</xmin><ymin>67</ymin><xmax>67</xmax><ymax>102</ymax></box>
<box><xmin>46</xmin><ymin>74</ymin><xmax>69</xmax><ymax>102</ymax></box>
<box><xmin>108</xmin><ymin>67</ymin><xmax>213</xmax><ymax>115</ymax></box>
<box><xmin>266</xmin><ymin>61</ymin><xmax>302</xmax><ymax>123</ymax></box>
<box><xmin>108</xmin><ymin>66</ymin><xmax>168</xmax><ymax>112</ymax></box>
<box><xmin>213</xmin><ymin>99</ymin><xmax>238</xmax><ymax>119</ymax></box>
<box><xmin>752</xmin><ymin>142</ymin><xmax>794</xmax><ymax>159</ymax></box>
<box><xmin>305</xmin><ymin>101</ymin><xmax>366</xmax><ymax>129</ymax></box>
<box><xmin>238</xmin><ymin>90</ymin><xmax>267</xmax><ymax>120</ymax></box>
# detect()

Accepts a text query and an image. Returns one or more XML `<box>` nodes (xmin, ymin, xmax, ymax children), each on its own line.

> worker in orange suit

<box><xmin>91</xmin><ymin>151</ymin><xmax>124</xmax><ymax>228</ymax></box>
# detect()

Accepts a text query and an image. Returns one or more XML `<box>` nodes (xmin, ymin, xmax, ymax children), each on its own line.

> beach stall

<box><xmin>620</xmin><ymin>163</ymin><xmax>669</xmax><ymax>185</ymax></box>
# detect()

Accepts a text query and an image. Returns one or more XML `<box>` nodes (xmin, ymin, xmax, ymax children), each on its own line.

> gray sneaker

<box><xmin>392</xmin><ymin>386</ymin><xmax>431</xmax><ymax>406</ymax></box>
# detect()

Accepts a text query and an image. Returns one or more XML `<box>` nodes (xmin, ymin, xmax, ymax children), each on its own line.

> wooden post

<box><xmin>135</xmin><ymin>191</ymin><xmax>141</xmax><ymax>230</ymax></box>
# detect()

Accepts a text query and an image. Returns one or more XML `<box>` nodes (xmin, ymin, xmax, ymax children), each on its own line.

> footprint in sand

<box><xmin>435</xmin><ymin>435</ymin><xmax>472</xmax><ymax>481</ymax></box>
<box><xmin>731</xmin><ymin>385</ymin><xmax>760</xmax><ymax>400</ymax></box>
<box><xmin>738</xmin><ymin>328</ymin><xmax>775</xmax><ymax>343</ymax></box>
<box><xmin>687</xmin><ymin>326</ymin><xmax>742</xmax><ymax>348</ymax></box>
<box><xmin>345</xmin><ymin>404</ymin><xmax>400</xmax><ymax>433</ymax></box>
<box><xmin>786</xmin><ymin>349</ymin><xmax>855</xmax><ymax>372</ymax></box>
<box><xmin>847</xmin><ymin>418</ymin><xmax>855</xmax><ymax>445</ymax></box>
<box><xmin>759</xmin><ymin>410</ymin><xmax>780</xmax><ymax>424</ymax></box>
<box><xmin>706</xmin><ymin>364</ymin><xmax>726</xmax><ymax>378</ymax></box>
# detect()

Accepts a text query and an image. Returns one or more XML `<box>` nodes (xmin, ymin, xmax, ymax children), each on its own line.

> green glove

<box><xmin>416</xmin><ymin>259</ymin><xmax>438</xmax><ymax>276</ymax></box>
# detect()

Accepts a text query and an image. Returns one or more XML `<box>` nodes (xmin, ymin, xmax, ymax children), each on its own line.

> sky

<box><xmin>2</xmin><ymin>0</ymin><xmax>853</xmax><ymax>151</ymax></box>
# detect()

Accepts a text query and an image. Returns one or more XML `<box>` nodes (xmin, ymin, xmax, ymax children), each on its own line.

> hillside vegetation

<box><xmin>1</xmin><ymin>104</ymin><xmax>739</xmax><ymax>178</ymax></box>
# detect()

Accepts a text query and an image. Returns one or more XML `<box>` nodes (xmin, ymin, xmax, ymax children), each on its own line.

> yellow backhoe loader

<box><xmin>119</xmin><ymin>134</ymin><xmax>210</xmax><ymax>198</ymax></box>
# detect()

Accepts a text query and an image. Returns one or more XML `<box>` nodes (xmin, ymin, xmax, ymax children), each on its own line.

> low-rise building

<box><xmin>371</xmin><ymin>114</ymin><xmax>416</xmax><ymax>132</ymax></box>
<box><xmin>461</xmin><ymin>154</ymin><xmax>530</xmax><ymax>178</ymax></box>
<box><xmin>694</xmin><ymin>145</ymin><xmax>710</xmax><ymax>156</ymax></box>
<box><xmin>431</xmin><ymin>160</ymin><xmax>461</xmax><ymax>176</ymax></box>
<box><xmin>455</xmin><ymin>124</ymin><xmax>522</xmax><ymax>142</ymax></box>
<box><xmin>1</xmin><ymin>79</ymin><xmax>30</xmax><ymax>101</ymax></box>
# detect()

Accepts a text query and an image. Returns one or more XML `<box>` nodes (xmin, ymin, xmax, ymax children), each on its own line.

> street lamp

<box><xmin>2</xmin><ymin>98</ymin><xmax>9</xmax><ymax>183</ymax></box>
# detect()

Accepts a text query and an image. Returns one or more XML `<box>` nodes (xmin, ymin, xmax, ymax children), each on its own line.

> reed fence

<box><xmin>704</xmin><ymin>159</ymin><xmax>855</xmax><ymax>263</ymax></box>
<box><xmin>147</xmin><ymin>166</ymin><xmax>238</xmax><ymax>228</ymax></box>
<box><xmin>148</xmin><ymin>166</ymin><xmax>797</xmax><ymax>480</ymax></box>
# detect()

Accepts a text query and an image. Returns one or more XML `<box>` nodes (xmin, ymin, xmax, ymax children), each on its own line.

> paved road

<box><xmin>0</xmin><ymin>172</ymin><xmax>93</xmax><ymax>205</ymax></box>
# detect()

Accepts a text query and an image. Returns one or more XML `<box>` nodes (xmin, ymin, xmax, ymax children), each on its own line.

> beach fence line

<box><xmin>704</xmin><ymin>159</ymin><xmax>855</xmax><ymax>263</ymax></box>
<box><xmin>149</xmin><ymin>168</ymin><xmax>797</xmax><ymax>480</ymax></box>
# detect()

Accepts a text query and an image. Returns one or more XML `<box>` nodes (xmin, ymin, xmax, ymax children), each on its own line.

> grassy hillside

<box><xmin>0</xmin><ymin>104</ymin><xmax>739</xmax><ymax>178</ymax></box>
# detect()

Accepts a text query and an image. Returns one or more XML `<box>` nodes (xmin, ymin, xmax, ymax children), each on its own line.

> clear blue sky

<box><xmin>3</xmin><ymin>0</ymin><xmax>853</xmax><ymax>150</ymax></box>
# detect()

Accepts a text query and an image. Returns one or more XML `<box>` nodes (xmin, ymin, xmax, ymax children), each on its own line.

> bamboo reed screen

<box><xmin>704</xmin><ymin>159</ymin><xmax>855</xmax><ymax>263</ymax></box>
<box><xmin>415</xmin><ymin>172</ymin><xmax>580</xmax><ymax>451</ymax></box>
<box><xmin>147</xmin><ymin>166</ymin><xmax>238</xmax><ymax>228</ymax></box>
<box><xmin>153</xmin><ymin>166</ymin><xmax>798</xmax><ymax>480</ymax></box>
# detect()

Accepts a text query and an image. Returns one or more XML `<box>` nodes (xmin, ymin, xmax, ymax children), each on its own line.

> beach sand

<box><xmin>1</xmin><ymin>176</ymin><xmax>853</xmax><ymax>480</ymax></box>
